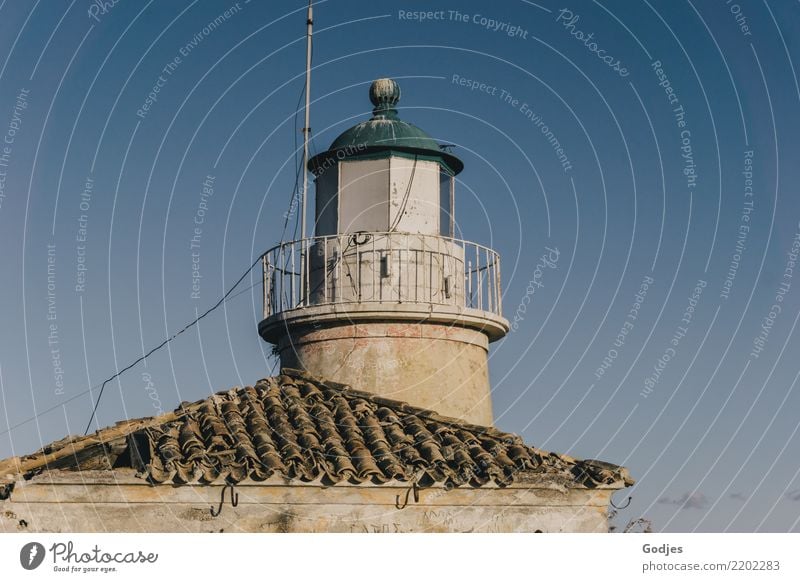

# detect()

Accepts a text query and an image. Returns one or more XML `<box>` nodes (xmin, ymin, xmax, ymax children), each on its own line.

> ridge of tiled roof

<box><xmin>0</xmin><ymin>369</ymin><xmax>633</xmax><ymax>492</ymax></box>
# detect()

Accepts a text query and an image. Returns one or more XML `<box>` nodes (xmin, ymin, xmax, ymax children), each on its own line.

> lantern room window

<box><xmin>440</xmin><ymin>168</ymin><xmax>454</xmax><ymax>237</ymax></box>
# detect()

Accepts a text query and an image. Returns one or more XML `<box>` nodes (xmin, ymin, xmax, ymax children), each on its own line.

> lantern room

<box><xmin>308</xmin><ymin>78</ymin><xmax>462</xmax><ymax>238</ymax></box>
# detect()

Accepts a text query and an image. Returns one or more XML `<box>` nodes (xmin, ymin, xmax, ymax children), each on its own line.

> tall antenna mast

<box><xmin>300</xmin><ymin>0</ymin><xmax>313</xmax><ymax>299</ymax></box>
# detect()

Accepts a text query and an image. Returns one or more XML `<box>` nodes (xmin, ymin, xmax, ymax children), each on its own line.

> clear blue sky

<box><xmin>1</xmin><ymin>0</ymin><xmax>799</xmax><ymax>532</ymax></box>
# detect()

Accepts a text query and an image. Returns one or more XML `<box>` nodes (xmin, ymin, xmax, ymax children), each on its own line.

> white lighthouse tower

<box><xmin>0</xmin><ymin>79</ymin><xmax>633</xmax><ymax>536</ymax></box>
<box><xmin>259</xmin><ymin>79</ymin><xmax>509</xmax><ymax>426</ymax></box>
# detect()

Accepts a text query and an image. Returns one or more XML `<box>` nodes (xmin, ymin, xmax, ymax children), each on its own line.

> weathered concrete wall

<box><xmin>278</xmin><ymin>321</ymin><xmax>494</xmax><ymax>426</ymax></box>
<box><xmin>1</xmin><ymin>471</ymin><xmax>612</xmax><ymax>533</ymax></box>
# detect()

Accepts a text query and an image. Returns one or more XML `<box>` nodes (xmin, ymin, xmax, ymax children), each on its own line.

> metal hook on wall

<box><xmin>350</xmin><ymin>231</ymin><xmax>371</xmax><ymax>246</ymax></box>
<box><xmin>610</xmin><ymin>492</ymin><xmax>632</xmax><ymax>510</ymax></box>
<box><xmin>395</xmin><ymin>480</ymin><xmax>420</xmax><ymax>510</ymax></box>
<box><xmin>210</xmin><ymin>483</ymin><xmax>239</xmax><ymax>517</ymax></box>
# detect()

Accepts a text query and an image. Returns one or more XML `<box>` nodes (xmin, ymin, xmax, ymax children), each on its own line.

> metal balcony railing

<box><xmin>261</xmin><ymin>232</ymin><xmax>503</xmax><ymax>320</ymax></box>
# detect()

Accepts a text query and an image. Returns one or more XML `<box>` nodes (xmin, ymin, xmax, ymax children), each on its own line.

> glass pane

<box><xmin>440</xmin><ymin>170</ymin><xmax>453</xmax><ymax>237</ymax></box>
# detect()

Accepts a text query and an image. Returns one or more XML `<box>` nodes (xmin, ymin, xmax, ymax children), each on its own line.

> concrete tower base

<box><xmin>260</xmin><ymin>305</ymin><xmax>509</xmax><ymax>426</ymax></box>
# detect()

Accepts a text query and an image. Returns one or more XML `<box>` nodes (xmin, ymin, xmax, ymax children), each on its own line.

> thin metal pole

<box><xmin>323</xmin><ymin>237</ymin><xmax>329</xmax><ymax>303</ymax></box>
<box><xmin>262</xmin><ymin>255</ymin><xmax>268</xmax><ymax>318</ymax></box>
<box><xmin>496</xmin><ymin>253</ymin><xmax>503</xmax><ymax>315</ymax></box>
<box><xmin>357</xmin><ymin>248</ymin><xmax>362</xmax><ymax>302</ymax></box>
<box><xmin>449</xmin><ymin>176</ymin><xmax>455</xmax><ymax>238</ymax></box>
<box><xmin>467</xmin><ymin>259</ymin><xmax>472</xmax><ymax>307</ymax></box>
<box><xmin>305</xmin><ymin>238</ymin><xmax>310</xmax><ymax>306</ymax></box>
<box><xmin>279</xmin><ymin>246</ymin><xmax>285</xmax><ymax>312</ymax></box>
<box><xmin>404</xmin><ymin>237</ymin><xmax>410</xmax><ymax>303</ymax></box>
<box><xmin>290</xmin><ymin>244</ymin><xmax>296</xmax><ymax>308</ymax></box>
<box><xmin>300</xmin><ymin>0</ymin><xmax>313</xmax><ymax>299</ymax></box>
<box><xmin>396</xmin><ymin>245</ymin><xmax>401</xmax><ymax>303</ymax></box>
<box><xmin>486</xmin><ymin>247</ymin><xmax>492</xmax><ymax>313</ymax></box>
<box><xmin>476</xmin><ymin>245</ymin><xmax>482</xmax><ymax>311</ymax></box>
<box><xmin>336</xmin><ymin>235</ymin><xmax>342</xmax><ymax>303</ymax></box>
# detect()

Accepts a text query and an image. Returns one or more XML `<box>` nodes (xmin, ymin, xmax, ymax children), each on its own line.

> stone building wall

<box><xmin>1</xmin><ymin>470</ymin><xmax>612</xmax><ymax>533</ymax></box>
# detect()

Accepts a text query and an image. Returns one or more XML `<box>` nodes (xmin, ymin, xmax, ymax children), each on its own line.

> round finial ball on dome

<box><xmin>369</xmin><ymin>78</ymin><xmax>401</xmax><ymax>108</ymax></box>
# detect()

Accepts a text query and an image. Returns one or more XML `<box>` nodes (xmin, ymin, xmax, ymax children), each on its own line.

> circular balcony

<box><xmin>258</xmin><ymin>232</ymin><xmax>509</xmax><ymax>342</ymax></box>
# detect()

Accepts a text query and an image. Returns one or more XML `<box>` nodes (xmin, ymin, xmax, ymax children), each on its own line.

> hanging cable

<box><xmin>10</xmin><ymin>19</ymin><xmax>318</xmax><ymax>441</ymax></box>
<box><xmin>0</xmin><ymin>255</ymin><xmax>273</xmax><ymax>440</ymax></box>
<box><xmin>388</xmin><ymin>155</ymin><xmax>417</xmax><ymax>232</ymax></box>
<box><xmin>82</xmin><ymin>253</ymin><xmax>265</xmax><ymax>435</ymax></box>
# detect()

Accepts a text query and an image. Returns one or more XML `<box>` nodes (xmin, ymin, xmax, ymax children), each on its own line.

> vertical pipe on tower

<box><xmin>300</xmin><ymin>0</ymin><xmax>313</xmax><ymax>299</ymax></box>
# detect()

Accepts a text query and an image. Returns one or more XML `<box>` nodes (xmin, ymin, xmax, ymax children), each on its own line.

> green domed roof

<box><xmin>328</xmin><ymin>117</ymin><xmax>443</xmax><ymax>152</ymax></box>
<box><xmin>309</xmin><ymin>78</ymin><xmax>463</xmax><ymax>175</ymax></box>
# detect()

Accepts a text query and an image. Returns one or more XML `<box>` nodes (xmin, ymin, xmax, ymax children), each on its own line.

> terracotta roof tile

<box><xmin>0</xmin><ymin>369</ymin><xmax>633</xmax><ymax>491</ymax></box>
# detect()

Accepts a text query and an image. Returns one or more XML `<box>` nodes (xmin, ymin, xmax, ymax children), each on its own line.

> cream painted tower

<box><xmin>259</xmin><ymin>79</ymin><xmax>508</xmax><ymax>425</ymax></box>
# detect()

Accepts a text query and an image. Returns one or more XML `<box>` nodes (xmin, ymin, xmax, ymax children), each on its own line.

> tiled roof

<box><xmin>0</xmin><ymin>370</ymin><xmax>632</xmax><ymax>491</ymax></box>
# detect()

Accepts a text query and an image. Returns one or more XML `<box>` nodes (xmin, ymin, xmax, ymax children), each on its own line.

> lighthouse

<box><xmin>258</xmin><ymin>78</ymin><xmax>509</xmax><ymax>426</ymax></box>
<box><xmin>1</xmin><ymin>79</ymin><xmax>633</xmax><ymax>536</ymax></box>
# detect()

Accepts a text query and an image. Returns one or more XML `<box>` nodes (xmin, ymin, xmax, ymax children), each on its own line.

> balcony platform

<box><xmin>259</xmin><ymin>301</ymin><xmax>509</xmax><ymax>344</ymax></box>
